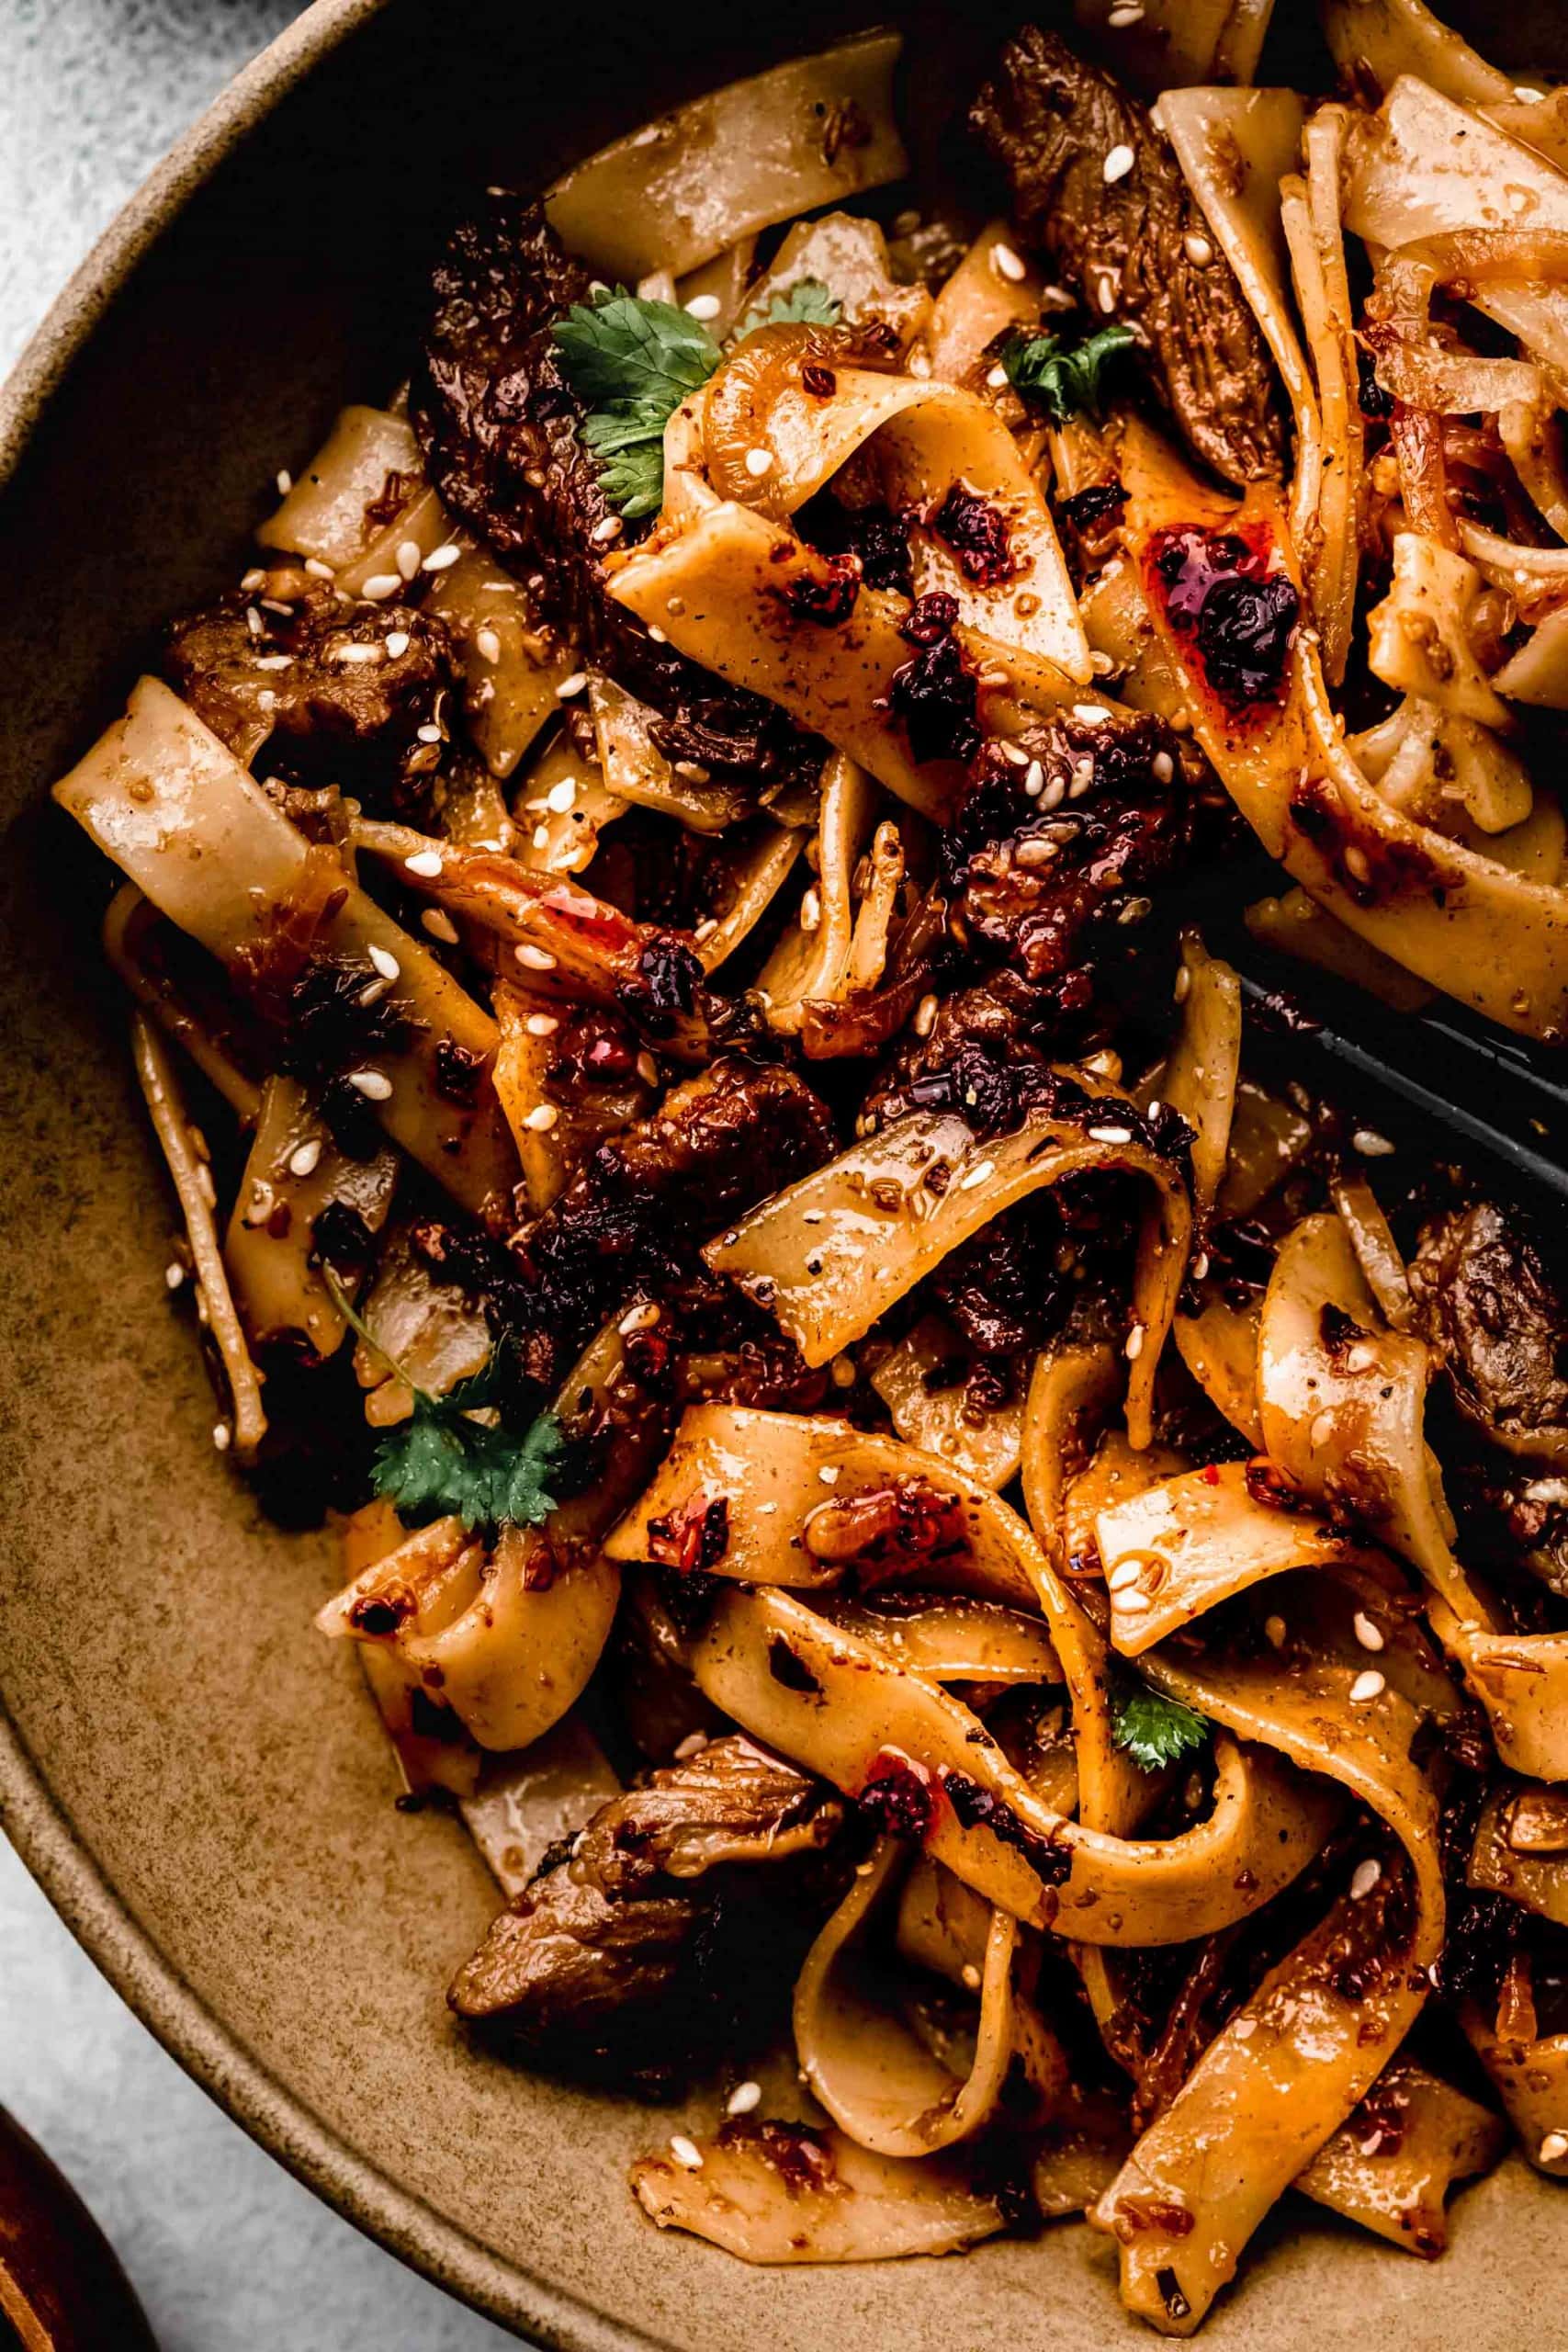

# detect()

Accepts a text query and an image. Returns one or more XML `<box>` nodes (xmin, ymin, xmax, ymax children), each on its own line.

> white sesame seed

<box><xmin>637</xmin><ymin>1052</ymin><xmax>659</xmax><ymax>1086</ymax></box>
<box><xmin>213</xmin><ymin>1421</ymin><xmax>232</xmax><ymax>1452</ymax></box>
<box><xmin>361</xmin><ymin>571</ymin><xmax>402</xmax><ymax>601</ymax></box>
<box><xmin>546</xmin><ymin>781</ymin><xmax>578</xmax><ymax>816</ymax></box>
<box><xmin>1023</xmin><ymin>760</ymin><xmax>1045</xmax><ymax>797</ymax></box>
<box><xmin>288</xmin><ymin>1138</ymin><xmax>323</xmax><ymax>1179</ymax></box>
<box><xmin>959</xmin><ymin>1159</ymin><xmax>997</xmax><ymax>1192</ymax></box>
<box><xmin>646</xmin><ymin>623</ymin><xmax>668</xmax><ymax>643</ymax></box>
<box><xmin>1073</xmin><ymin>703</ymin><xmax>1112</xmax><ymax>724</ymax></box>
<box><xmin>799</xmin><ymin>888</ymin><xmax>822</xmax><ymax>934</ymax></box>
<box><xmin>524</xmin><ymin>1103</ymin><xmax>559</xmax><ymax>1132</ymax></box>
<box><xmin>1540</xmin><ymin>2132</ymin><xmax>1568</xmax><ymax>2164</ymax></box>
<box><xmin>726</xmin><ymin>2079</ymin><xmax>762</xmax><ymax>2117</ymax></box>
<box><xmin>818</xmin><ymin>1465</ymin><xmax>841</xmax><ymax>1486</ymax></box>
<box><xmin>252</xmin><ymin>653</ymin><xmax>293</xmax><ymax>671</ymax></box>
<box><xmin>1099</xmin><ymin>277</ymin><xmax>1119</xmax><ymax>314</ymax></box>
<box><xmin>334</xmin><ymin>641</ymin><xmax>383</xmax><ymax>664</ymax></box>
<box><xmin>521</xmin><ymin>1015</ymin><xmax>558</xmax><ymax>1043</ymax></box>
<box><xmin>555</xmin><ymin>672</ymin><xmax>588</xmax><ymax>699</ymax></box>
<box><xmin>1088</xmin><ymin>1124</ymin><xmax>1134</xmax><ymax>1145</ymax></box>
<box><xmin>961</xmin><ymin>1962</ymin><xmax>982</xmax><ymax>1991</ymax></box>
<box><xmin>1191</xmin><ymin>1252</ymin><xmax>1210</xmax><ymax>1280</ymax></box>
<box><xmin>1108</xmin><ymin>0</ymin><xmax>1145</xmax><ymax>20</ymax></box>
<box><xmin>515</xmin><ymin>943</ymin><xmax>558</xmax><ymax>971</ymax></box>
<box><xmin>986</xmin><ymin>363</ymin><xmax>1010</xmax><ymax>390</ymax></box>
<box><xmin>1232</xmin><ymin>2016</ymin><xmax>1257</xmax><ymax>2040</ymax></box>
<box><xmin>423</xmin><ymin>543</ymin><xmax>462</xmax><ymax>572</ymax></box>
<box><xmin>415</xmin><ymin>722</ymin><xmax>443</xmax><ymax>745</ymax></box>
<box><xmin>245</xmin><ymin>605</ymin><xmax>265</xmax><ymax>639</ymax></box>
<box><xmin>694</xmin><ymin>918</ymin><xmax>719</xmax><ymax>944</ymax></box>
<box><xmin>744</xmin><ymin>447</ymin><xmax>774</xmax><ymax>478</ymax></box>
<box><xmin>831</xmin><ymin>1354</ymin><xmax>856</xmax><ymax>1388</ymax></box>
<box><xmin>1117</xmin><ymin>1590</ymin><xmax>1149</xmax><ymax>1615</ymax></box>
<box><xmin>1352</xmin><ymin>1612</ymin><xmax>1384</xmax><ymax>1653</ymax></box>
<box><xmin>1344</xmin><ymin>844</ymin><xmax>1371</xmax><ymax>884</ymax></box>
<box><xmin>618</xmin><ymin>1303</ymin><xmax>661</xmax><ymax>1335</ymax></box>
<box><xmin>1516</xmin><ymin>85</ymin><xmax>1548</xmax><ymax>103</ymax></box>
<box><xmin>591</xmin><ymin>514</ymin><xmax>624</xmax><ymax>545</ymax></box>
<box><xmin>194</xmin><ymin>1286</ymin><xmax>209</xmax><ymax>1326</ymax></box>
<box><xmin>992</xmin><ymin>243</ymin><xmax>1027</xmax><ymax>283</ymax></box>
<box><xmin>241</xmin><ymin>567</ymin><xmax>266</xmax><ymax>593</ymax></box>
<box><xmin>422</xmin><ymin>908</ymin><xmax>459</xmax><ymax>944</ymax></box>
<box><xmin>998</xmin><ymin>738</ymin><xmax>1031</xmax><ymax>766</ymax></box>
<box><xmin>385</xmin><ymin>630</ymin><xmax>411</xmax><ymax>659</ymax></box>
<box><xmin>1108</xmin><ymin>1560</ymin><xmax>1143</xmax><ymax>1593</ymax></box>
<box><xmin>1349</xmin><ymin>1669</ymin><xmax>1386</xmax><ymax>1703</ymax></box>
<box><xmin>276</xmin><ymin>469</ymin><xmax>293</xmax><ymax>496</ymax></box>
<box><xmin>1103</xmin><ymin>143</ymin><xmax>1136</xmax><ymax>184</ymax></box>
<box><xmin>1124</xmin><ymin>1323</ymin><xmax>1145</xmax><ymax>1362</ymax></box>
<box><xmin>1265</xmin><ymin>1614</ymin><xmax>1287</xmax><ymax>1649</ymax></box>
<box><xmin>405</xmin><ymin>849</ymin><xmax>445</xmax><ymax>878</ymax></box>
<box><xmin>1350</xmin><ymin>1858</ymin><xmax>1382</xmax><ymax>1900</ymax></box>
<box><xmin>304</xmin><ymin>556</ymin><xmax>335</xmax><ymax>580</ymax></box>
<box><xmin>913</xmin><ymin>993</ymin><xmax>939</xmax><ymax>1039</ymax></box>
<box><xmin>1352</xmin><ymin>1128</ymin><xmax>1395</xmax><ymax>1157</ymax></box>
<box><xmin>164</xmin><ymin>1261</ymin><xmax>185</xmax><ymax>1291</ymax></box>
<box><xmin>1184</xmin><ymin>232</ymin><xmax>1214</xmax><ymax>267</ymax></box>
<box><xmin>1310</xmin><ymin>1408</ymin><xmax>1335</xmax><ymax>1449</ymax></box>
<box><xmin>1152</xmin><ymin>751</ymin><xmax>1175</xmax><ymax>783</ymax></box>
<box><xmin>347</xmin><ymin>1069</ymin><xmax>393</xmax><ymax>1102</ymax></box>
<box><xmin>476</xmin><ymin>626</ymin><xmax>502</xmax><ymax>665</ymax></box>
<box><xmin>1174</xmin><ymin>966</ymin><xmax>1191</xmax><ymax>1003</ymax></box>
<box><xmin>669</xmin><ymin>2136</ymin><xmax>704</xmax><ymax>2171</ymax></box>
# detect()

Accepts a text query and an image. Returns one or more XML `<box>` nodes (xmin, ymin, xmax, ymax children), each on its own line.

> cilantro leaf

<box><xmin>373</xmin><ymin>1395</ymin><xmax>565</xmax><ymax>1534</ymax></box>
<box><xmin>1111</xmin><ymin>1682</ymin><xmax>1211</xmax><ymax>1773</ymax></box>
<box><xmin>552</xmin><ymin>291</ymin><xmax>723</xmax><ymax>520</ymax></box>
<box><xmin>1003</xmin><ymin>322</ymin><xmax>1137</xmax><ymax>424</ymax></box>
<box><xmin>325</xmin><ymin>1271</ymin><xmax>564</xmax><ymax>1535</ymax></box>
<box><xmin>735</xmin><ymin>277</ymin><xmax>843</xmax><ymax>340</ymax></box>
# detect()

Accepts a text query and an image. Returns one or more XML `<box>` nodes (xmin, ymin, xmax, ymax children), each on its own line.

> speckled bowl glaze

<box><xmin>3</xmin><ymin>3</ymin><xmax>1567</xmax><ymax>2345</ymax></box>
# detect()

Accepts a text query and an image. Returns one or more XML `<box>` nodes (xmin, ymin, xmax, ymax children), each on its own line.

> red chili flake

<box><xmin>858</xmin><ymin>1747</ymin><xmax>938</xmax><ymax>1839</ymax></box>
<box><xmin>1201</xmin><ymin>1463</ymin><xmax>1222</xmax><ymax>1486</ymax></box>
<box><xmin>784</xmin><ymin>552</ymin><xmax>862</xmax><ymax>628</ymax></box>
<box><xmin>889</xmin><ymin>593</ymin><xmax>980</xmax><ymax>763</ymax></box>
<box><xmin>646</xmin><ymin>1490</ymin><xmax>730</xmax><ymax>1575</ymax></box>
<box><xmin>941</xmin><ymin>1767</ymin><xmax>1073</xmax><ymax>1885</ymax></box>
<box><xmin>1146</xmin><ymin>523</ymin><xmax>1298</xmax><ymax>711</ymax></box>
<box><xmin>932</xmin><ymin>485</ymin><xmax>1019</xmax><ymax>587</ymax></box>
<box><xmin>1245</xmin><ymin>1455</ymin><xmax>1311</xmax><ymax>1514</ymax></box>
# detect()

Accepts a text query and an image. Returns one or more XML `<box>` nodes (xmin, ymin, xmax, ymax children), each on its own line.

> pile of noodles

<box><xmin>50</xmin><ymin>4</ymin><xmax>1568</xmax><ymax>2335</ymax></box>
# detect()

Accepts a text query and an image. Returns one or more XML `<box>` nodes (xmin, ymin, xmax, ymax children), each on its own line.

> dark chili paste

<box><xmin>1145</xmin><ymin>523</ymin><xmax>1298</xmax><ymax>713</ymax></box>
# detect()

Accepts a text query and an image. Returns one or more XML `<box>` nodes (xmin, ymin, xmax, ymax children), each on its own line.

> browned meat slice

<box><xmin>412</xmin><ymin>197</ymin><xmax>811</xmax><ymax>784</ymax></box>
<box><xmin>1411</xmin><ymin>1201</ymin><xmax>1568</xmax><ymax>1464</ymax></box>
<box><xmin>970</xmin><ymin>28</ymin><xmax>1285</xmax><ymax>485</ymax></box>
<box><xmin>507</xmin><ymin>1058</ymin><xmax>837</xmax><ymax>1381</ymax></box>
<box><xmin>164</xmin><ymin>577</ymin><xmax>452</xmax><ymax>815</ymax></box>
<box><xmin>449</xmin><ymin>1736</ymin><xmax>844</xmax><ymax>2085</ymax></box>
<box><xmin>940</xmin><ymin>708</ymin><xmax>1196</xmax><ymax>989</ymax></box>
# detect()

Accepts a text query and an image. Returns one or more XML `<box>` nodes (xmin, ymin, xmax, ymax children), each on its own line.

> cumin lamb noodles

<box><xmin>54</xmin><ymin>0</ymin><xmax>1568</xmax><ymax>2334</ymax></box>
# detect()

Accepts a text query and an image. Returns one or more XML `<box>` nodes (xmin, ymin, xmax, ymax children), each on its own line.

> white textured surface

<box><xmin>0</xmin><ymin>6</ymin><xmax>516</xmax><ymax>2344</ymax></box>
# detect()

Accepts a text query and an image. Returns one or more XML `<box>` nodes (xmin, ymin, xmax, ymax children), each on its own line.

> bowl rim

<box><xmin>0</xmin><ymin>7</ymin><xmax>649</xmax><ymax>2343</ymax></box>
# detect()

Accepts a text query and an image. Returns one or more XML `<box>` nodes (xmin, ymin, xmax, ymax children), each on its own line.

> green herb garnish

<box><xmin>1003</xmin><ymin>322</ymin><xmax>1137</xmax><ymax>424</ymax></box>
<box><xmin>1111</xmin><ymin>1682</ymin><xmax>1211</xmax><ymax>1773</ymax></box>
<box><xmin>552</xmin><ymin>290</ymin><xmax>724</xmax><ymax>520</ymax></box>
<box><xmin>734</xmin><ymin>277</ymin><xmax>843</xmax><ymax>340</ymax></box>
<box><xmin>552</xmin><ymin>280</ymin><xmax>844</xmax><ymax>519</ymax></box>
<box><xmin>327</xmin><ymin>1271</ymin><xmax>563</xmax><ymax>1535</ymax></box>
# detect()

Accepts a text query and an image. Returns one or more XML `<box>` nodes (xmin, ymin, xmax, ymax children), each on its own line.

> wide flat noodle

<box><xmin>224</xmin><ymin>1073</ymin><xmax>398</xmax><ymax>1358</ymax></box>
<box><xmin>695</xmin><ymin>342</ymin><xmax>1089</xmax><ymax>674</ymax></box>
<box><xmin>685</xmin><ymin>1584</ymin><xmax>1335</xmax><ymax>1943</ymax></box>
<box><xmin>1461</xmin><ymin>1985</ymin><xmax>1568</xmax><ymax>2177</ymax></box>
<box><xmin>546</xmin><ymin>32</ymin><xmax>908</xmax><ymax>280</ymax></box>
<box><xmin>869</xmin><ymin>1313</ymin><xmax>1024</xmax><ymax>1492</ymax></box>
<box><xmin>1116</xmin><ymin>422</ymin><xmax>1568</xmax><ymax>1040</ymax></box>
<box><xmin>605</xmin><ymin>1401</ymin><xmax>1043</xmax><ymax>1605</ymax></box>
<box><xmin>317</xmin><ymin>1519</ymin><xmax>620</xmax><ymax>1752</ymax></box>
<box><xmin>1094</xmin><ymin>1461</ymin><xmax>1411</xmax><ymax>1657</ymax></box>
<box><xmin>1293</xmin><ymin>2057</ymin><xmax>1506</xmax><ymax>2256</ymax></box>
<box><xmin>1093</xmin><ymin>1609</ymin><xmax>1445</xmax><ymax>2331</ymax></box>
<box><xmin>794</xmin><ymin>1838</ymin><xmax>1019</xmax><ymax>2157</ymax></box>
<box><xmin>705</xmin><ymin>1097</ymin><xmax>1190</xmax><ymax>1447</ymax></box>
<box><xmin>54</xmin><ymin>680</ymin><xmax>519</xmax><ymax>1219</ymax></box>
<box><xmin>631</xmin><ymin>2123</ymin><xmax>1006</xmax><ymax>2260</ymax></box>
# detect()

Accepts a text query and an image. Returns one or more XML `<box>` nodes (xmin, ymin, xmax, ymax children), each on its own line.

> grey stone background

<box><xmin>1</xmin><ymin>5</ymin><xmax>513</xmax><ymax>2345</ymax></box>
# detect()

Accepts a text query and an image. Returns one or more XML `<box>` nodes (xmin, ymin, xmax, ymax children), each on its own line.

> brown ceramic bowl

<box><xmin>2</xmin><ymin>4</ymin><xmax>1566</xmax><ymax>2346</ymax></box>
